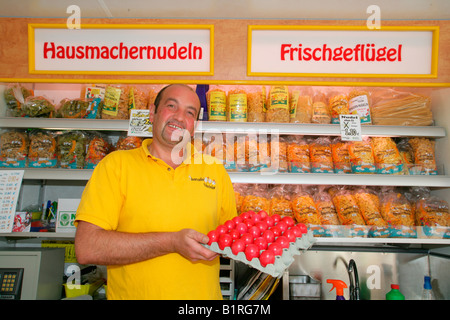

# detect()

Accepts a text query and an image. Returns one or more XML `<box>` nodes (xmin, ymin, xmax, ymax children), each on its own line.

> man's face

<box><xmin>152</xmin><ymin>85</ymin><xmax>200</xmax><ymax>148</ymax></box>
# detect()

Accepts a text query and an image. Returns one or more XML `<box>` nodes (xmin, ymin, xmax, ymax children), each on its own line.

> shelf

<box><xmin>228</xmin><ymin>172</ymin><xmax>450</xmax><ymax>187</ymax></box>
<box><xmin>3</xmin><ymin>168</ymin><xmax>450</xmax><ymax>187</ymax></box>
<box><xmin>3</xmin><ymin>231</ymin><xmax>448</xmax><ymax>247</ymax></box>
<box><xmin>0</xmin><ymin>117</ymin><xmax>446</xmax><ymax>138</ymax></box>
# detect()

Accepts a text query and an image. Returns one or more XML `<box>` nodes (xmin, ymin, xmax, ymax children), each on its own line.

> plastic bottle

<box><xmin>422</xmin><ymin>276</ymin><xmax>435</xmax><ymax>300</ymax></box>
<box><xmin>386</xmin><ymin>284</ymin><xmax>405</xmax><ymax>300</ymax></box>
<box><xmin>327</xmin><ymin>279</ymin><xmax>347</xmax><ymax>300</ymax></box>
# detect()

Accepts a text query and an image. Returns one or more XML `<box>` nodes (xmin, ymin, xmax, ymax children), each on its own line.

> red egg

<box><xmin>272</xmin><ymin>214</ymin><xmax>281</xmax><ymax>223</ymax></box>
<box><xmin>240</xmin><ymin>233</ymin><xmax>254</xmax><ymax>245</ymax></box>
<box><xmin>235</xmin><ymin>222</ymin><xmax>248</xmax><ymax>235</ymax></box>
<box><xmin>253</xmin><ymin>237</ymin><xmax>268</xmax><ymax>251</ymax></box>
<box><xmin>264</xmin><ymin>216</ymin><xmax>275</xmax><ymax>227</ymax></box>
<box><xmin>224</xmin><ymin>219</ymin><xmax>235</xmax><ymax>231</ymax></box>
<box><xmin>215</xmin><ymin>225</ymin><xmax>228</xmax><ymax>235</ymax></box>
<box><xmin>243</xmin><ymin>219</ymin><xmax>254</xmax><ymax>228</ymax></box>
<box><xmin>268</xmin><ymin>242</ymin><xmax>283</xmax><ymax>256</ymax></box>
<box><xmin>207</xmin><ymin>230</ymin><xmax>219</xmax><ymax>245</ymax></box>
<box><xmin>256</xmin><ymin>221</ymin><xmax>268</xmax><ymax>233</ymax></box>
<box><xmin>218</xmin><ymin>233</ymin><xmax>233</xmax><ymax>250</ymax></box>
<box><xmin>281</xmin><ymin>216</ymin><xmax>295</xmax><ymax>227</ymax></box>
<box><xmin>248</xmin><ymin>225</ymin><xmax>261</xmax><ymax>238</ymax></box>
<box><xmin>244</xmin><ymin>244</ymin><xmax>260</xmax><ymax>261</ymax></box>
<box><xmin>262</xmin><ymin>229</ymin><xmax>275</xmax><ymax>244</ymax></box>
<box><xmin>283</xmin><ymin>229</ymin><xmax>297</xmax><ymax>242</ymax></box>
<box><xmin>296</xmin><ymin>223</ymin><xmax>308</xmax><ymax>234</ymax></box>
<box><xmin>232</xmin><ymin>216</ymin><xmax>243</xmax><ymax>225</ymax></box>
<box><xmin>231</xmin><ymin>239</ymin><xmax>246</xmax><ymax>255</ymax></box>
<box><xmin>270</xmin><ymin>226</ymin><xmax>282</xmax><ymax>237</ymax></box>
<box><xmin>276</xmin><ymin>221</ymin><xmax>288</xmax><ymax>233</ymax></box>
<box><xmin>228</xmin><ymin>229</ymin><xmax>240</xmax><ymax>241</ymax></box>
<box><xmin>275</xmin><ymin>235</ymin><xmax>290</xmax><ymax>249</ymax></box>
<box><xmin>259</xmin><ymin>249</ymin><xmax>275</xmax><ymax>267</ymax></box>
<box><xmin>258</xmin><ymin>210</ymin><xmax>269</xmax><ymax>219</ymax></box>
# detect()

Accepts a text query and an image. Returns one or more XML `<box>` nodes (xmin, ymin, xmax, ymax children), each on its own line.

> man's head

<box><xmin>151</xmin><ymin>84</ymin><xmax>201</xmax><ymax>148</ymax></box>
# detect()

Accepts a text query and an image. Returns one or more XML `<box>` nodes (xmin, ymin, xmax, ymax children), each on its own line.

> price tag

<box><xmin>128</xmin><ymin>109</ymin><xmax>153</xmax><ymax>137</ymax></box>
<box><xmin>339</xmin><ymin>114</ymin><xmax>362</xmax><ymax>141</ymax></box>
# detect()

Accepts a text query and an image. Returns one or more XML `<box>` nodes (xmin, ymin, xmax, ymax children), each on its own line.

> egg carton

<box><xmin>203</xmin><ymin>231</ymin><xmax>316</xmax><ymax>278</ymax></box>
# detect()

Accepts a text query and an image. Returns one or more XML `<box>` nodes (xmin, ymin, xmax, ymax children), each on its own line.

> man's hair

<box><xmin>153</xmin><ymin>84</ymin><xmax>201</xmax><ymax>120</ymax></box>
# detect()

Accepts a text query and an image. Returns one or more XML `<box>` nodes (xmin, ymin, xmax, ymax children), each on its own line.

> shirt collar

<box><xmin>142</xmin><ymin>138</ymin><xmax>202</xmax><ymax>165</ymax></box>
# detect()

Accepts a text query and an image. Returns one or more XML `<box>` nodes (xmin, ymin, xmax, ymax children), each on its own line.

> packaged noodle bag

<box><xmin>233</xmin><ymin>183</ymin><xmax>247</xmax><ymax>215</ymax></box>
<box><xmin>329</xmin><ymin>91</ymin><xmax>349</xmax><ymax>124</ymax></box>
<box><xmin>291</xmin><ymin>185</ymin><xmax>322</xmax><ymax>225</ymax></box>
<box><xmin>331</xmin><ymin>137</ymin><xmax>351</xmax><ymax>174</ymax></box>
<box><xmin>115</xmin><ymin>134</ymin><xmax>143</xmax><ymax>150</ymax></box>
<box><xmin>270</xmin><ymin>135</ymin><xmax>288</xmax><ymax>172</ymax></box>
<box><xmin>415</xmin><ymin>195</ymin><xmax>449</xmax><ymax>239</ymax></box>
<box><xmin>348</xmin><ymin>89</ymin><xmax>372</xmax><ymax>124</ymax></box>
<box><xmin>314</xmin><ymin>186</ymin><xmax>342</xmax><ymax>237</ymax></box>
<box><xmin>311</xmin><ymin>91</ymin><xmax>331</xmax><ymax>124</ymax></box>
<box><xmin>57</xmin><ymin>131</ymin><xmax>87</xmax><ymax>169</ymax></box>
<box><xmin>247</xmin><ymin>85</ymin><xmax>266</xmax><ymax>122</ymax></box>
<box><xmin>329</xmin><ymin>186</ymin><xmax>366</xmax><ymax>226</ymax></box>
<box><xmin>129</xmin><ymin>86</ymin><xmax>149</xmax><ymax>110</ymax></box>
<box><xmin>84</xmin><ymin>131</ymin><xmax>112</xmax><ymax>169</ymax></box>
<box><xmin>102</xmin><ymin>85</ymin><xmax>130</xmax><ymax>119</ymax></box>
<box><xmin>372</xmin><ymin>137</ymin><xmax>403</xmax><ymax>174</ymax></box>
<box><xmin>0</xmin><ymin>129</ymin><xmax>29</xmax><ymax>168</ymax></box>
<box><xmin>266</xmin><ymin>86</ymin><xmax>290</xmax><ymax>123</ymax></box>
<box><xmin>268</xmin><ymin>185</ymin><xmax>293</xmax><ymax>217</ymax></box>
<box><xmin>309</xmin><ymin>136</ymin><xmax>334</xmax><ymax>173</ymax></box>
<box><xmin>206</xmin><ymin>86</ymin><xmax>227</xmax><ymax>121</ymax></box>
<box><xmin>287</xmin><ymin>135</ymin><xmax>310</xmax><ymax>173</ymax></box>
<box><xmin>22</xmin><ymin>96</ymin><xmax>55</xmax><ymax>118</ymax></box>
<box><xmin>353</xmin><ymin>187</ymin><xmax>389</xmax><ymax>237</ymax></box>
<box><xmin>289</xmin><ymin>87</ymin><xmax>313</xmax><ymax>123</ymax></box>
<box><xmin>84</xmin><ymin>86</ymin><xmax>105</xmax><ymax>119</ymax></box>
<box><xmin>408</xmin><ymin>137</ymin><xmax>438</xmax><ymax>175</ymax></box>
<box><xmin>227</xmin><ymin>87</ymin><xmax>247</xmax><ymax>122</ymax></box>
<box><xmin>379</xmin><ymin>187</ymin><xmax>416</xmax><ymax>238</ymax></box>
<box><xmin>240</xmin><ymin>184</ymin><xmax>270</xmax><ymax>214</ymax></box>
<box><xmin>348</xmin><ymin>137</ymin><xmax>376</xmax><ymax>174</ymax></box>
<box><xmin>3</xmin><ymin>84</ymin><xmax>33</xmax><ymax>117</ymax></box>
<box><xmin>28</xmin><ymin>129</ymin><xmax>57</xmax><ymax>168</ymax></box>
<box><xmin>397</xmin><ymin>138</ymin><xmax>414</xmax><ymax>175</ymax></box>
<box><xmin>57</xmin><ymin>98</ymin><xmax>90</xmax><ymax>118</ymax></box>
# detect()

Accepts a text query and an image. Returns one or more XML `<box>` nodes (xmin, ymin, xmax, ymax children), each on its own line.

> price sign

<box><xmin>0</xmin><ymin>170</ymin><xmax>24</xmax><ymax>233</ymax></box>
<box><xmin>128</xmin><ymin>109</ymin><xmax>153</xmax><ymax>137</ymax></box>
<box><xmin>340</xmin><ymin>114</ymin><xmax>362</xmax><ymax>141</ymax></box>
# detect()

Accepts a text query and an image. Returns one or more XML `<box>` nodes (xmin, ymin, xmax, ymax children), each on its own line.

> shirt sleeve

<box><xmin>218</xmin><ymin>165</ymin><xmax>238</xmax><ymax>225</ymax></box>
<box><xmin>75</xmin><ymin>152</ymin><xmax>124</xmax><ymax>231</ymax></box>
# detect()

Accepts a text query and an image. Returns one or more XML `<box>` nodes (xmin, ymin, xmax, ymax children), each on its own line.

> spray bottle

<box><xmin>327</xmin><ymin>279</ymin><xmax>347</xmax><ymax>300</ymax></box>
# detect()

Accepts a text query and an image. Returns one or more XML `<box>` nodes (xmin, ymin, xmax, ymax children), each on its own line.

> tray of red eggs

<box><xmin>203</xmin><ymin>210</ymin><xmax>316</xmax><ymax>278</ymax></box>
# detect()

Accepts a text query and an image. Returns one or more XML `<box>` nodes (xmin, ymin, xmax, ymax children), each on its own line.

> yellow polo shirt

<box><xmin>75</xmin><ymin>139</ymin><xmax>237</xmax><ymax>300</ymax></box>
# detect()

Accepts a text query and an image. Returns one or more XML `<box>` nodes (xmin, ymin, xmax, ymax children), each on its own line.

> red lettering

<box><xmin>343</xmin><ymin>48</ymin><xmax>353</xmax><ymax>61</ymax></box>
<box><xmin>280</xmin><ymin>44</ymin><xmax>291</xmax><ymax>61</ymax></box>
<box><xmin>129</xmin><ymin>46</ymin><xmax>138</xmax><ymax>59</ymax></box>
<box><xmin>179</xmin><ymin>46</ymin><xmax>187</xmax><ymax>59</ymax></box>
<box><xmin>386</xmin><ymin>48</ymin><xmax>397</xmax><ymax>61</ymax></box>
<box><xmin>312</xmin><ymin>48</ymin><xmax>321</xmax><ymax>61</ymax></box>
<box><xmin>303</xmin><ymin>48</ymin><xmax>312</xmax><ymax>61</ymax></box>
<box><xmin>110</xmin><ymin>46</ymin><xmax>118</xmax><ymax>59</ymax></box>
<box><xmin>43</xmin><ymin>42</ymin><xmax>55</xmax><ymax>59</ymax></box>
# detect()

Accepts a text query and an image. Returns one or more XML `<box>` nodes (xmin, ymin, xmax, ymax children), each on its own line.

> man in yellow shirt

<box><xmin>75</xmin><ymin>84</ymin><xmax>237</xmax><ymax>299</ymax></box>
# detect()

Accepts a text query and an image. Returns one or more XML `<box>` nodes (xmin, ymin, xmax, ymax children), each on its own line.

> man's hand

<box><xmin>172</xmin><ymin>228</ymin><xmax>218</xmax><ymax>262</ymax></box>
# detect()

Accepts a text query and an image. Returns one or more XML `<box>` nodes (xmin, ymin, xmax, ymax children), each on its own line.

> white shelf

<box><xmin>2</xmin><ymin>232</ymin><xmax>75</xmax><ymax>239</ymax></box>
<box><xmin>0</xmin><ymin>117</ymin><xmax>446</xmax><ymax>138</ymax></box>
<box><xmin>2</xmin><ymin>168</ymin><xmax>449</xmax><ymax>187</ymax></box>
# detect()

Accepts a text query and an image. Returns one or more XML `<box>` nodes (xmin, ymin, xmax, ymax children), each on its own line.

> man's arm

<box><xmin>74</xmin><ymin>221</ymin><xmax>218</xmax><ymax>265</ymax></box>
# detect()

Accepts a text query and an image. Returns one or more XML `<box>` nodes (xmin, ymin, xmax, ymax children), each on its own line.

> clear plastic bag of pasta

<box><xmin>270</xmin><ymin>135</ymin><xmax>288</xmax><ymax>172</ymax></box>
<box><xmin>0</xmin><ymin>129</ymin><xmax>29</xmax><ymax>168</ymax></box>
<box><xmin>115</xmin><ymin>134</ymin><xmax>143</xmax><ymax>151</ymax></box>
<box><xmin>328</xmin><ymin>90</ymin><xmax>349</xmax><ymax>124</ymax></box>
<box><xmin>331</xmin><ymin>137</ymin><xmax>351</xmax><ymax>174</ymax></box>
<box><xmin>314</xmin><ymin>186</ymin><xmax>343</xmax><ymax>237</ymax></box>
<box><xmin>397</xmin><ymin>138</ymin><xmax>414</xmax><ymax>175</ymax></box>
<box><xmin>129</xmin><ymin>86</ymin><xmax>149</xmax><ymax>111</ymax></box>
<box><xmin>28</xmin><ymin>129</ymin><xmax>57</xmax><ymax>168</ymax></box>
<box><xmin>233</xmin><ymin>183</ymin><xmax>248</xmax><ymax>215</ymax></box>
<box><xmin>289</xmin><ymin>86</ymin><xmax>313</xmax><ymax>123</ymax></box>
<box><xmin>3</xmin><ymin>84</ymin><xmax>33</xmax><ymax>117</ymax></box>
<box><xmin>268</xmin><ymin>185</ymin><xmax>293</xmax><ymax>217</ymax></box>
<box><xmin>240</xmin><ymin>184</ymin><xmax>270</xmax><ymax>214</ymax></box>
<box><xmin>57</xmin><ymin>98</ymin><xmax>90</xmax><ymax>118</ymax></box>
<box><xmin>57</xmin><ymin>130</ymin><xmax>87</xmax><ymax>169</ymax></box>
<box><xmin>266</xmin><ymin>85</ymin><xmax>290</xmax><ymax>123</ymax></box>
<box><xmin>247</xmin><ymin>85</ymin><xmax>266</xmax><ymax>122</ymax></box>
<box><xmin>408</xmin><ymin>137</ymin><xmax>438</xmax><ymax>175</ymax></box>
<box><xmin>287</xmin><ymin>135</ymin><xmax>310</xmax><ymax>173</ymax></box>
<box><xmin>84</xmin><ymin>131</ymin><xmax>112</xmax><ymax>169</ymax></box>
<box><xmin>372</xmin><ymin>137</ymin><xmax>403</xmax><ymax>174</ymax></box>
<box><xmin>353</xmin><ymin>187</ymin><xmax>389</xmax><ymax>237</ymax></box>
<box><xmin>348</xmin><ymin>137</ymin><xmax>376</xmax><ymax>174</ymax></box>
<box><xmin>290</xmin><ymin>185</ymin><xmax>323</xmax><ymax>236</ymax></box>
<box><xmin>379</xmin><ymin>187</ymin><xmax>416</xmax><ymax>238</ymax></box>
<box><xmin>329</xmin><ymin>186</ymin><xmax>366</xmax><ymax>237</ymax></box>
<box><xmin>312</xmin><ymin>91</ymin><xmax>331</xmax><ymax>124</ymax></box>
<box><xmin>22</xmin><ymin>96</ymin><xmax>55</xmax><ymax>118</ymax></box>
<box><xmin>309</xmin><ymin>136</ymin><xmax>334</xmax><ymax>173</ymax></box>
<box><xmin>415</xmin><ymin>195</ymin><xmax>449</xmax><ymax>239</ymax></box>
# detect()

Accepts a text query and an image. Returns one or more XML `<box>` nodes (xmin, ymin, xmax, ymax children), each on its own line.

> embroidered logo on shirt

<box><xmin>189</xmin><ymin>176</ymin><xmax>216</xmax><ymax>190</ymax></box>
